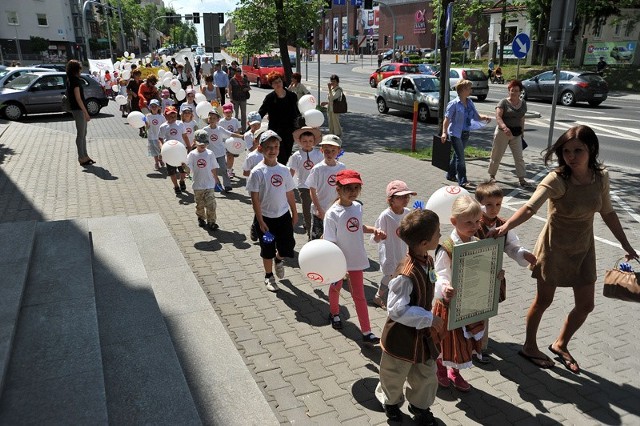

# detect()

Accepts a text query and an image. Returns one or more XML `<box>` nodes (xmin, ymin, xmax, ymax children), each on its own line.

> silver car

<box><xmin>0</xmin><ymin>67</ymin><xmax>56</xmax><ymax>88</ymax></box>
<box><xmin>448</xmin><ymin>68</ymin><xmax>489</xmax><ymax>101</ymax></box>
<box><xmin>0</xmin><ymin>72</ymin><xmax>109</xmax><ymax>120</ymax></box>
<box><xmin>375</xmin><ymin>74</ymin><xmax>455</xmax><ymax>122</ymax></box>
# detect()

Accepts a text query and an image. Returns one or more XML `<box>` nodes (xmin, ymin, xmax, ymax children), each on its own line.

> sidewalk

<box><xmin>1</xmin><ymin>90</ymin><xmax>639</xmax><ymax>424</ymax></box>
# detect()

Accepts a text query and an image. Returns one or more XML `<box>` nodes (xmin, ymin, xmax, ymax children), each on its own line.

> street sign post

<box><xmin>512</xmin><ymin>33</ymin><xmax>531</xmax><ymax>79</ymax></box>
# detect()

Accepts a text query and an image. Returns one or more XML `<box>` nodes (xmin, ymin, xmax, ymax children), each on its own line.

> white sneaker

<box><xmin>264</xmin><ymin>275</ymin><xmax>279</xmax><ymax>292</ymax></box>
<box><xmin>274</xmin><ymin>260</ymin><xmax>285</xmax><ymax>279</ymax></box>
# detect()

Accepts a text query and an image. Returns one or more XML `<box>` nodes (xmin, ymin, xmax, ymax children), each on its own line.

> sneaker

<box><xmin>383</xmin><ymin>404</ymin><xmax>402</xmax><ymax>421</ymax></box>
<box><xmin>224</xmin><ymin>186</ymin><xmax>233</xmax><ymax>192</ymax></box>
<box><xmin>274</xmin><ymin>260</ymin><xmax>285</xmax><ymax>279</ymax></box>
<box><xmin>329</xmin><ymin>313</ymin><xmax>343</xmax><ymax>330</ymax></box>
<box><xmin>197</xmin><ymin>218</ymin><xmax>206</xmax><ymax>228</ymax></box>
<box><xmin>179</xmin><ymin>180</ymin><xmax>187</xmax><ymax>191</ymax></box>
<box><xmin>519</xmin><ymin>179</ymin><xmax>532</xmax><ymax>188</ymax></box>
<box><xmin>448</xmin><ymin>369</ymin><xmax>471</xmax><ymax>392</ymax></box>
<box><xmin>489</xmin><ymin>175</ymin><xmax>496</xmax><ymax>183</ymax></box>
<box><xmin>408</xmin><ymin>404</ymin><xmax>438</xmax><ymax>426</ymax></box>
<box><xmin>207</xmin><ymin>222</ymin><xmax>219</xmax><ymax>231</ymax></box>
<box><xmin>436</xmin><ymin>359</ymin><xmax>450</xmax><ymax>388</ymax></box>
<box><xmin>474</xmin><ymin>351</ymin><xmax>491</xmax><ymax>364</ymax></box>
<box><xmin>214</xmin><ymin>183</ymin><xmax>224</xmax><ymax>192</ymax></box>
<box><xmin>445</xmin><ymin>175</ymin><xmax>457</xmax><ymax>182</ymax></box>
<box><xmin>264</xmin><ymin>275</ymin><xmax>279</xmax><ymax>292</ymax></box>
<box><xmin>460</xmin><ymin>181</ymin><xmax>475</xmax><ymax>189</ymax></box>
<box><xmin>174</xmin><ymin>186</ymin><xmax>181</xmax><ymax>195</ymax></box>
<box><xmin>373</xmin><ymin>294</ymin><xmax>386</xmax><ymax>309</ymax></box>
<box><xmin>362</xmin><ymin>332</ymin><xmax>380</xmax><ymax>345</ymax></box>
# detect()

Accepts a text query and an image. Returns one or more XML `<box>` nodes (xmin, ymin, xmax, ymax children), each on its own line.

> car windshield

<box><xmin>579</xmin><ymin>73</ymin><xmax>606</xmax><ymax>83</ymax></box>
<box><xmin>400</xmin><ymin>65</ymin><xmax>420</xmax><ymax>73</ymax></box>
<box><xmin>259</xmin><ymin>56</ymin><xmax>283</xmax><ymax>67</ymax></box>
<box><xmin>6</xmin><ymin>74</ymin><xmax>40</xmax><ymax>90</ymax></box>
<box><xmin>414</xmin><ymin>77</ymin><xmax>439</xmax><ymax>93</ymax></box>
<box><xmin>463</xmin><ymin>69</ymin><xmax>486</xmax><ymax>80</ymax></box>
<box><xmin>0</xmin><ymin>70</ymin><xmax>8</xmax><ymax>79</ymax></box>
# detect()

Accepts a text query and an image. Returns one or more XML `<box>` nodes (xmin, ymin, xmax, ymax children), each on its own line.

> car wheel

<box><xmin>377</xmin><ymin>98</ymin><xmax>389</xmax><ymax>114</ymax></box>
<box><xmin>3</xmin><ymin>102</ymin><xmax>24</xmax><ymax>121</ymax></box>
<box><xmin>588</xmin><ymin>100</ymin><xmax>603</xmax><ymax>107</ymax></box>
<box><xmin>85</xmin><ymin>99</ymin><xmax>101</xmax><ymax>116</ymax></box>
<box><xmin>418</xmin><ymin>104</ymin><xmax>429</xmax><ymax>122</ymax></box>
<box><xmin>477</xmin><ymin>95</ymin><xmax>487</xmax><ymax>101</ymax></box>
<box><xmin>256</xmin><ymin>78</ymin><xmax>261</xmax><ymax>87</ymax></box>
<box><xmin>560</xmin><ymin>90</ymin><xmax>576</xmax><ymax>106</ymax></box>
<box><xmin>369</xmin><ymin>77</ymin><xmax>377</xmax><ymax>88</ymax></box>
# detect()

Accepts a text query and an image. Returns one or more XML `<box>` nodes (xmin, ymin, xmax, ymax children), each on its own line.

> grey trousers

<box><xmin>71</xmin><ymin>109</ymin><xmax>88</xmax><ymax>159</ymax></box>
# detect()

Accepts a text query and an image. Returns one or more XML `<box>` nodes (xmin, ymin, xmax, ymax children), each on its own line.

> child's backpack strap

<box><xmin>435</xmin><ymin>237</ymin><xmax>454</xmax><ymax>259</ymax></box>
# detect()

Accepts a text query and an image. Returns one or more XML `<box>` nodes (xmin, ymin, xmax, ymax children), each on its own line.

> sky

<box><xmin>166</xmin><ymin>0</ymin><xmax>236</xmax><ymax>44</ymax></box>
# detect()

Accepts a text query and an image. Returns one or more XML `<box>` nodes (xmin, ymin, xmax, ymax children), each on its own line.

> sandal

<box><xmin>518</xmin><ymin>350</ymin><xmax>554</xmax><ymax>369</ymax></box>
<box><xmin>548</xmin><ymin>345</ymin><xmax>580</xmax><ymax>374</ymax></box>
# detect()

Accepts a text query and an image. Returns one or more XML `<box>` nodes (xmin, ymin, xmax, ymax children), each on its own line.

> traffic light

<box><xmin>384</xmin><ymin>35</ymin><xmax>388</xmax><ymax>46</ymax></box>
<box><xmin>193</xmin><ymin>12</ymin><xmax>200</xmax><ymax>24</ymax></box>
<box><xmin>324</xmin><ymin>0</ymin><xmax>332</xmax><ymax>9</ymax></box>
<box><xmin>307</xmin><ymin>31</ymin><xmax>314</xmax><ymax>44</ymax></box>
<box><xmin>364</xmin><ymin>0</ymin><xmax>373</xmax><ymax>8</ymax></box>
<box><xmin>218</xmin><ymin>13</ymin><xmax>224</xmax><ymax>24</ymax></box>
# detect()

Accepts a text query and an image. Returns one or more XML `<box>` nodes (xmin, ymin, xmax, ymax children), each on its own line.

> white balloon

<box><xmin>170</xmin><ymin>79</ymin><xmax>181</xmax><ymax>92</ymax></box>
<box><xmin>115</xmin><ymin>95</ymin><xmax>128</xmax><ymax>106</ymax></box>
<box><xmin>304</xmin><ymin>109</ymin><xmax>324</xmax><ymax>127</ymax></box>
<box><xmin>121</xmin><ymin>70</ymin><xmax>131</xmax><ymax>80</ymax></box>
<box><xmin>298</xmin><ymin>94</ymin><xmax>317</xmax><ymax>113</ymax></box>
<box><xmin>145</xmin><ymin>57</ymin><xmax>150</xmax><ymax>64</ymax></box>
<box><xmin>127</xmin><ymin>111</ymin><xmax>146</xmax><ymax>128</ymax></box>
<box><xmin>114</xmin><ymin>61</ymin><xmax>121</xmax><ymax>69</ymax></box>
<box><xmin>160</xmin><ymin>140</ymin><xmax>188</xmax><ymax>167</ymax></box>
<box><xmin>123</xmin><ymin>62</ymin><xmax>132</xmax><ymax>70</ymax></box>
<box><xmin>194</xmin><ymin>92</ymin><xmax>206</xmax><ymax>104</ymax></box>
<box><xmin>298</xmin><ymin>240</ymin><xmax>347</xmax><ymax>284</ymax></box>
<box><xmin>195</xmin><ymin>101</ymin><xmax>212</xmax><ymax>119</ymax></box>
<box><xmin>162</xmin><ymin>77</ymin><xmax>173</xmax><ymax>88</ymax></box>
<box><xmin>175</xmin><ymin>88</ymin><xmax>186</xmax><ymax>101</ymax></box>
<box><xmin>124</xmin><ymin>51</ymin><xmax>130</xmax><ymax>57</ymax></box>
<box><xmin>425</xmin><ymin>186</ymin><xmax>470</xmax><ymax>221</ymax></box>
<box><xmin>131</xmin><ymin>52</ymin><xmax>136</xmax><ymax>59</ymax></box>
<box><xmin>225</xmin><ymin>137</ymin><xmax>245</xmax><ymax>155</ymax></box>
<box><xmin>158</xmin><ymin>69</ymin><xmax>166</xmax><ymax>78</ymax></box>
<box><xmin>112</xmin><ymin>84</ymin><xmax>118</xmax><ymax>92</ymax></box>
<box><xmin>162</xmin><ymin>54</ymin><xmax>167</xmax><ymax>61</ymax></box>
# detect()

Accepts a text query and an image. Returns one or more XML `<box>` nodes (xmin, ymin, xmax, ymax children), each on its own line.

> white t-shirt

<box><xmin>203</xmin><ymin>125</ymin><xmax>233</xmax><ymax>157</ymax></box>
<box><xmin>201</xmin><ymin>62</ymin><xmax>213</xmax><ymax>77</ymax></box>
<box><xmin>305</xmin><ymin>160</ymin><xmax>346</xmax><ymax>216</ymax></box>
<box><xmin>182</xmin><ymin>120</ymin><xmax>198</xmax><ymax>144</ymax></box>
<box><xmin>243</xmin><ymin>129</ymin><xmax>255</xmax><ymax>150</ymax></box>
<box><xmin>246</xmin><ymin>162</ymin><xmax>295</xmax><ymax>218</ymax></box>
<box><xmin>186</xmin><ymin>148</ymin><xmax>219</xmax><ymax>190</ymax></box>
<box><xmin>161</xmin><ymin>98</ymin><xmax>174</xmax><ymax>114</ymax></box>
<box><xmin>287</xmin><ymin>148</ymin><xmax>324</xmax><ymax>189</ymax></box>
<box><xmin>242</xmin><ymin>150</ymin><xmax>263</xmax><ymax>173</ymax></box>
<box><xmin>323</xmin><ymin>201</ymin><xmax>369</xmax><ymax>271</ymax></box>
<box><xmin>146</xmin><ymin>113</ymin><xmax>165</xmax><ymax>140</ymax></box>
<box><xmin>220</xmin><ymin>117</ymin><xmax>241</xmax><ymax>133</ymax></box>
<box><xmin>159</xmin><ymin>121</ymin><xmax>187</xmax><ymax>146</ymax></box>
<box><xmin>372</xmin><ymin>207</ymin><xmax>410</xmax><ymax>275</ymax></box>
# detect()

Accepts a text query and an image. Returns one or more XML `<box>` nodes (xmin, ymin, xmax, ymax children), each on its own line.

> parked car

<box><xmin>369</xmin><ymin>63</ymin><xmax>421</xmax><ymax>88</ymax></box>
<box><xmin>381</xmin><ymin>49</ymin><xmax>394</xmax><ymax>60</ymax></box>
<box><xmin>522</xmin><ymin>70</ymin><xmax>608</xmax><ymax>106</ymax></box>
<box><xmin>418</xmin><ymin>63</ymin><xmax>439</xmax><ymax>75</ymax></box>
<box><xmin>33</xmin><ymin>64</ymin><xmax>67</xmax><ymax>72</ymax></box>
<box><xmin>241</xmin><ymin>54</ymin><xmax>285</xmax><ymax>87</ymax></box>
<box><xmin>191</xmin><ymin>44</ymin><xmax>198</xmax><ymax>52</ymax></box>
<box><xmin>195</xmin><ymin>46</ymin><xmax>205</xmax><ymax>56</ymax></box>
<box><xmin>156</xmin><ymin>47</ymin><xmax>171</xmax><ymax>56</ymax></box>
<box><xmin>0</xmin><ymin>72</ymin><xmax>109</xmax><ymax>121</ymax></box>
<box><xmin>610</xmin><ymin>46</ymin><xmax>633</xmax><ymax>61</ymax></box>
<box><xmin>448</xmin><ymin>68</ymin><xmax>489</xmax><ymax>101</ymax></box>
<box><xmin>0</xmin><ymin>67</ymin><xmax>57</xmax><ymax>88</ymax></box>
<box><xmin>375</xmin><ymin>74</ymin><xmax>456</xmax><ymax>122</ymax></box>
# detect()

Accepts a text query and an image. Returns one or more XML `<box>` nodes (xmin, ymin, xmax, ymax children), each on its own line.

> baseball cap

<box><xmin>194</xmin><ymin>129</ymin><xmax>209</xmax><ymax>145</ymax></box>
<box><xmin>180</xmin><ymin>104</ymin><xmax>193</xmax><ymax>113</ymax></box>
<box><xmin>259</xmin><ymin>130</ymin><xmax>282</xmax><ymax>145</ymax></box>
<box><xmin>149</xmin><ymin>99</ymin><xmax>160</xmax><ymax>106</ymax></box>
<box><xmin>336</xmin><ymin>169</ymin><xmax>363</xmax><ymax>186</ymax></box>
<box><xmin>208</xmin><ymin>108</ymin><xmax>221</xmax><ymax>117</ymax></box>
<box><xmin>247</xmin><ymin>111</ymin><xmax>261</xmax><ymax>125</ymax></box>
<box><xmin>253</xmin><ymin>124</ymin><xmax>269</xmax><ymax>142</ymax></box>
<box><xmin>165</xmin><ymin>105</ymin><xmax>177</xmax><ymax>114</ymax></box>
<box><xmin>293</xmin><ymin>126</ymin><xmax>322</xmax><ymax>144</ymax></box>
<box><xmin>386</xmin><ymin>180</ymin><xmax>417</xmax><ymax>197</ymax></box>
<box><xmin>222</xmin><ymin>103</ymin><xmax>233</xmax><ymax>112</ymax></box>
<box><xmin>319</xmin><ymin>134</ymin><xmax>342</xmax><ymax>147</ymax></box>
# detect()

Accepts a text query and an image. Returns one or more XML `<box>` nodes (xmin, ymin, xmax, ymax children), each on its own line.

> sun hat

<box><xmin>336</xmin><ymin>169</ymin><xmax>363</xmax><ymax>186</ymax></box>
<box><xmin>319</xmin><ymin>134</ymin><xmax>342</xmax><ymax>147</ymax></box>
<box><xmin>293</xmin><ymin>126</ymin><xmax>322</xmax><ymax>144</ymax></box>
<box><xmin>194</xmin><ymin>129</ymin><xmax>209</xmax><ymax>145</ymax></box>
<box><xmin>247</xmin><ymin>111</ymin><xmax>261</xmax><ymax>125</ymax></box>
<box><xmin>259</xmin><ymin>130</ymin><xmax>282</xmax><ymax>145</ymax></box>
<box><xmin>386</xmin><ymin>180</ymin><xmax>417</xmax><ymax>197</ymax></box>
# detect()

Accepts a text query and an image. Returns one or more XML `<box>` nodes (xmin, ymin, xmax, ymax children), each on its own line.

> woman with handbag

<box><xmin>321</xmin><ymin>74</ymin><xmax>343</xmax><ymax>137</ymax></box>
<box><xmin>229</xmin><ymin>68</ymin><xmax>251</xmax><ymax>132</ymax></box>
<box><xmin>493</xmin><ymin>125</ymin><xmax>637</xmax><ymax>373</ymax></box>
<box><xmin>66</xmin><ymin>59</ymin><xmax>94</xmax><ymax>166</ymax></box>
<box><xmin>488</xmin><ymin>80</ymin><xmax>530</xmax><ymax>187</ymax></box>
<box><xmin>288</xmin><ymin>72</ymin><xmax>310</xmax><ymax>100</ymax></box>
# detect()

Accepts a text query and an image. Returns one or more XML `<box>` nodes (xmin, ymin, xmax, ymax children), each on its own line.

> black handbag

<box><xmin>507</xmin><ymin>125</ymin><xmax>522</xmax><ymax>136</ymax></box>
<box><xmin>333</xmin><ymin>92</ymin><xmax>347</xmax><ymax>114</ymax></box>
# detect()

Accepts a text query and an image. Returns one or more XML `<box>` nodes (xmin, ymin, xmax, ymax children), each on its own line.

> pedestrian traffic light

<box><xmin>384</xmin><ymin>35</ymin><xmax>388</xmax><ymax>46</ymax></box>
<box><xmin>364</xmin><ymin>0</ymin><xmax>373</xmax><ymax>8</ymax></box>
<box><xmin>193</xmin><ymin>12</ymin><xmax>200</xmax><ymax>24</ymax></box>
<box><xmin>307</xmin><ymin>31</ymin><xmax>314</xmax><ymax>44</ymax></box>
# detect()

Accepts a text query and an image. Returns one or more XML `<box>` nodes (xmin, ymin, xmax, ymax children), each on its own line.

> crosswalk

<box><xmin>526</xmin><ymin>115</ymin><xmax>640</xmax><ymax>142</ymax></box>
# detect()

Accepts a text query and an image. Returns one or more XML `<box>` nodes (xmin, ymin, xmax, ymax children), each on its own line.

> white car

<box><xmin>0</xmin><ymin>67</ymin><xmax>56</xmax><ymax>88</ymax></box>
<box><xmin>195</xmin><ymin>46</ymin><xmax>205</xmax><ymax>56</ymax></box>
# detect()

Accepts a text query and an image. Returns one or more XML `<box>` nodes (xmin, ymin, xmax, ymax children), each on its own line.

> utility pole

<box><xmin>498</xmin><ymin>0</ymin><xmax>506</xmax><ymax>66</ymax></box>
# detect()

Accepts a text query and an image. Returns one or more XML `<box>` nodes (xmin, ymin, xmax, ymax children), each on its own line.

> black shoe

<box><xmin>179</xmin><ymin>181</ymin><xmax>187</xmax><ymax>191</ymax></box>
<box><xmin>362</xmin><ymin>332</ymin><xmax>380</xmax><ymax>345</ymax></box>
<box><xmin>224</xmin><ymin>186</ymin><xmax>232</xmax><ymax>192</ymax></box>
<box><xmin>198</xmin><ymin>218</ymin><xmax>206</xmax><ymax>228</ymax></box>
<box><xmin>328</xmin><ymin>313</ymin><xmax>343</xmax><ymax>330</ymax></box>
<box><xmin>207</xmin><ymin>222</ymin><xmax>219</xmax><ymax>231</ymax></box>
<box><xmin>250</xmin><ymin>225</ymin><xmax>258</xmax><ymax>242</ymax></box>
<box><xmin>174</xmin><ymin>186</ymin><xmax>181</xmax><ymax>195</ymax></box>
<box><xmin>383</xmin><ymin>404</ymin><xmax>402</xmax><ymax>421</ymax></box>
<box><xmin>408</xmin><ymin>404</ymin><xmax>437</xmax><ymax>426</ymax></box>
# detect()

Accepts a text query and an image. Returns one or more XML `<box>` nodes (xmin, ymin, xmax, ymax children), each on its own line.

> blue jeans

<box><xmin>447</xmin><ymin>131</ymin><xmax>470</xmax><ymax>185</ymax></box>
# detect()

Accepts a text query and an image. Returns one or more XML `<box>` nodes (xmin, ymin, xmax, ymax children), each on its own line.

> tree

<box><xmin>230</xmin><ymin>0</ymin><xmax>325</xmax><ymax>82</ymax></box>
<box><xmin>29</xmin><ymin>36</ymin><xmax>50</xmax><ymax>58</ymax></box>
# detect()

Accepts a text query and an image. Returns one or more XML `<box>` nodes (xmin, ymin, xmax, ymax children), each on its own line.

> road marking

<box><xmin>610</xmin><ymin>192</ymin><xmax>640</xmax><ymax>223</ymax></box>
<box><xmin>527</xmin><ymin>118</ymin><xmax>640</xmax><ymax>142</ymax></box>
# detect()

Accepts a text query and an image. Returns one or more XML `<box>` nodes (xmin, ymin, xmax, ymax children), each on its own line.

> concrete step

<box><xmin>0</xmin><ymin>219</ymin><xmax>108</xmax><ymax>424</ymax></box>
<box><xmin>88</xmin><ymin>215</ymin><xmax>201</xmax><ymax>424</ymax></box>
<box><xmin>0</xmin><ymin>221</ymin><xmax>36</xmax><ymax>401</ymax></box>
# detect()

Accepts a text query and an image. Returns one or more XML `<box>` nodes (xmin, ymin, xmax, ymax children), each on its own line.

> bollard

<box><xmin>335</xmin><ymin>54</ymin><xmax>339</xmax><ymax>63</ymax></box>
<box><xmin>411</xmin><ymin>101</ymin><xmax>418</xmax><ymax>152</ymax></box>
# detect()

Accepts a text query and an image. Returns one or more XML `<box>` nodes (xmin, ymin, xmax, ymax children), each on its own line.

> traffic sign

<box><xmin>463</xmin><ymin>31</ymin><xmax>470</xmax><ymax>40</ymax></box>
<box><xmin>512</xmin><ymin>33</ymin><xmax>531</xmax><ymax>59</ymax></box>
<box><xmin>462</xmin><ymin>40</ymin><xmax>470</xmax><ymax>49</ymax></box>
<box><xmin>395</xmin><ymin>35</ymin><xmax>404</xmax><ymax>40</ymax></box>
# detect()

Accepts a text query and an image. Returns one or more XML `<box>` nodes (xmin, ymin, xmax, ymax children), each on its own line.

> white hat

<box><xmin>247</xmin><ymin>111</ymin><xmax>261</xmax><ymax>125</ymax></box>
<box><xmin>319</xmin><ymin>134</ymin><xmax>342</xmax><ymax>147</ymax></box>
<box><xmin>259</xmin><ymin>130</ymin><xmax>282</xmax><ymax>145</ymax></box>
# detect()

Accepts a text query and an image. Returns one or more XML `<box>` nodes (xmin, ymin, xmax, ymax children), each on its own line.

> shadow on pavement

<box><xmin>81</xmin><ymin>164</ymin><xmax>118</xmax><ymax>180</ymax></box>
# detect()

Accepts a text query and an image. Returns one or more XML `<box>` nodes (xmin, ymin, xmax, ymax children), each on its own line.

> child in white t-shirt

<box><xmin>371</xmin><ymin>180</ymin><xmax>417</xmax><ymax>309</ymax></box>
<box><xmin>145</xmin><ymin>99</ymin><xmax>166</xmax><ymax>170</ymax></box>
<box><xmin>160</xmin><ymin>89</ymin><xmax>174</xmax><ymax>114</ymax></box>
<box><xmin>221</xmin><ymin>103</ymin><xmax>242</xmax><ymax>178</ymax></box>
<box><xmin>287</xmin><ymin>126</ymin><xmax>323</xmax><ymax>239</ymax></box>
<box><xmin>244</xmin><ymin>111</ymin><xmax>262</xmax><ymax>152</ymax></box>
<box><xmin>180</xmin><ymin>106</ymin><xmax>198</xmax><ymax>148</ymax></box>
<box><xmin>186</xmin><ymin>130</ymin><xmax>220</xmax><ymax>231</ymax></box>
<box><xmin>324</xmin><ymin>169</ymin><xmax>386</xmax><ymax>344</ymax></box>
<box><xmin>203</xmin><ymin>109</ymin><xmax>243</xmax><ymax>193</ymax></box>
<box><xmin>158</xmin><ymin>105</ymin><xmax>191</xmax><ymax>195</ymax></box>
<box><xmin>305</xmin><ymin>134</ymin><xmax>346</xmax><ymax>240</ymax></box>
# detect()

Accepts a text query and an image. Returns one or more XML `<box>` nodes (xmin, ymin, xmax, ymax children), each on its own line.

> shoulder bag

<box><xmin>332</xmin><ymin>90</ymin><xmax>347</xmax><ymax>114</ymax></box>
<box><xmin>62</xmin><ymin>79</ymin><xmax>72</xmax><ymax>112</ymax></box>
<box><xmin>603</xmin><ymin>258</ymin><xmax>640</xmax><ymax>303</ymax></box>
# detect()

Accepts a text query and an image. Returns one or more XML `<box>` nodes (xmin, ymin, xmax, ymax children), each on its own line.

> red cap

<box><xmin>336</xmin><ymin>169</ymin><xmax>363</xmax><ymax>186</ymax></box>
<box><xmin>164</xmin><ymin>105</ymin><xmax>177</xmax><ymax>114</ymax></box>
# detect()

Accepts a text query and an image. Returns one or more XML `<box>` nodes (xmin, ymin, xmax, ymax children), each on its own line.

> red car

<box><xmin>369</xmin><ymin>63</ymin><xmax>420</xmax><ymax>88</ymax></box>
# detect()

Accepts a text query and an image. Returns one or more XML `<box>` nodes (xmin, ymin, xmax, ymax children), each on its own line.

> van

<box><xmin>241</xmin><ymin>54</ymin><xmax>285</xmax><ymax>88</ymax></box>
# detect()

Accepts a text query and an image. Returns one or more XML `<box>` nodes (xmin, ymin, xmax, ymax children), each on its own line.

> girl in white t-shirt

<box><xmin>323</xmin><ymin>169</ymin><xmax>386</xmax><ymax>345</ymax></box>
<box><xmin>145</xmin><ymin>101</ymin><xmax>166</xmax><ymax>170</ymax></box>
<box><xmin>181</xmin><ymin>107</ymin><xmax>198</xmax><ymax>149</ymax></box>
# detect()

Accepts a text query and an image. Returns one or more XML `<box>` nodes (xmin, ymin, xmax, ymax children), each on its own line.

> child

<box><xmin>433</xmin><ymin>195</ymin><xmax>501</xmax><ymax>392</ymax></box>
<box><xmin>323</xmin><ymin>169</ymin><xmax>386</xmax><ymax>344</ymax></box>
<box><xmin>118</xmin><ymin>78</ymin><xmax>129</xmax><ymax>117</ymax></box>
<box><xmin>158</xmin><ymin>106</ymin><xmax>191</xmax><ymax>195</ymax></box>
<box><xmin>221</xmin><ymin>103</ymin><xmax>241</xmax><ymax>179</ymax></box>
<box><xmin>371</xmin><ymin>180</ymin><xmax>417</xmax><ymax>309</ymax></box>
<box><xmin>305</xmin><ymin>134</ymin><xmax>346</xmax><ymax>240</ymax></box>
<box><xmin>374</xmin><ymin>209</ymin><xmax>444</xmax><ymax>425</ymax></box>
<box><xmin>246</xmin><ymin>130</ymin><xmax>298</xmax><ymax>293</ymax></box>
<box><xmin>202</xmin><ymin>109</ymin><xmax>243</xmax><ymax>193</ymax></box>
<box><xmin>288</xmin><ymin>126</ymin><xmax>323</xmax><ymax>239</ymax></box>
<box><xmin>242</xmin><ymin>126</ymin><xmax>268</xmax><ymax>242</ymax></box>
<box><xmin>244</xmin><ymin>111</ymin><xmax>262</xmax><ymax>152</ymax></box>
<box><xmin>186</xmin><ymin>130</ymin><xmax>220</xmax><ymax>231</ymax></box>
<box><xmin>145</xmin><ymin>99</ymin><xmax>166</xmax><ymax>170</ymax></box>
<box><xmin>161</xmin><ymin>89</ymin><xmax>174</xmax><ymax>115</ymax></box>
<box><xmin>474</xmin><ymin>182</ymin><xmax>536</xmax><ymax>361</ymax></box>
<box><xmin>180</xmin><ymin>106</ymin><xmax>198</xmax><ymax>149</ymax></box>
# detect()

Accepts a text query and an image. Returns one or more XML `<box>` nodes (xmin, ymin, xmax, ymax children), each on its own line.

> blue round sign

<box><xmin>512</xmin><ymin>33</ymin><xmax>531</xmax><ymax>59</ymax></box>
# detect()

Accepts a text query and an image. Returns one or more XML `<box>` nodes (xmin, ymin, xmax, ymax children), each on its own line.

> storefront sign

<box><xmin>584</xmin><ymin>41</ymin><xmax>637</xmax><ymax>65</ymax></box>
<box><xmin>414</xmin><ymin>9</ymin><xmax>426</xmax><ymax>34</ymax></box>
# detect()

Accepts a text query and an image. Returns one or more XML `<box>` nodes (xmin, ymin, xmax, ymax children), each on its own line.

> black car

<box><xmin>522</xmin><ymin>70</ymin><xmax>608</xmax><ymax>107</ymax></box>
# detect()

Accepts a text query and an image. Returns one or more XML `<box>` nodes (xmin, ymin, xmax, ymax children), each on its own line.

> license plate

<box><xmin>593</xmin><ymin>94</ymin><xmax>603</xmax><ymax>98</ymax></box>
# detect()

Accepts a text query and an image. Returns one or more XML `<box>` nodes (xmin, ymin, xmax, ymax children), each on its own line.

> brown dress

<box><xmin>526</xmin><ymin>170</ymin><xmax>614</xmax><ymax>287</ymax></box>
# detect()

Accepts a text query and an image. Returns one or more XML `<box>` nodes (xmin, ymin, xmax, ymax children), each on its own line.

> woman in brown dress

<box><xmin>494</xmin><ymin>125</ymin><xmax>637</xmax><ymax>373</ymax></box>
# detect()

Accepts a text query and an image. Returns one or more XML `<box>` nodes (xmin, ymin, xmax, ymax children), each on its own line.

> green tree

<box><xmin>29</xmin><ymin>36</ymin><xmax>50</xmax><ymax>57</ymax></box>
